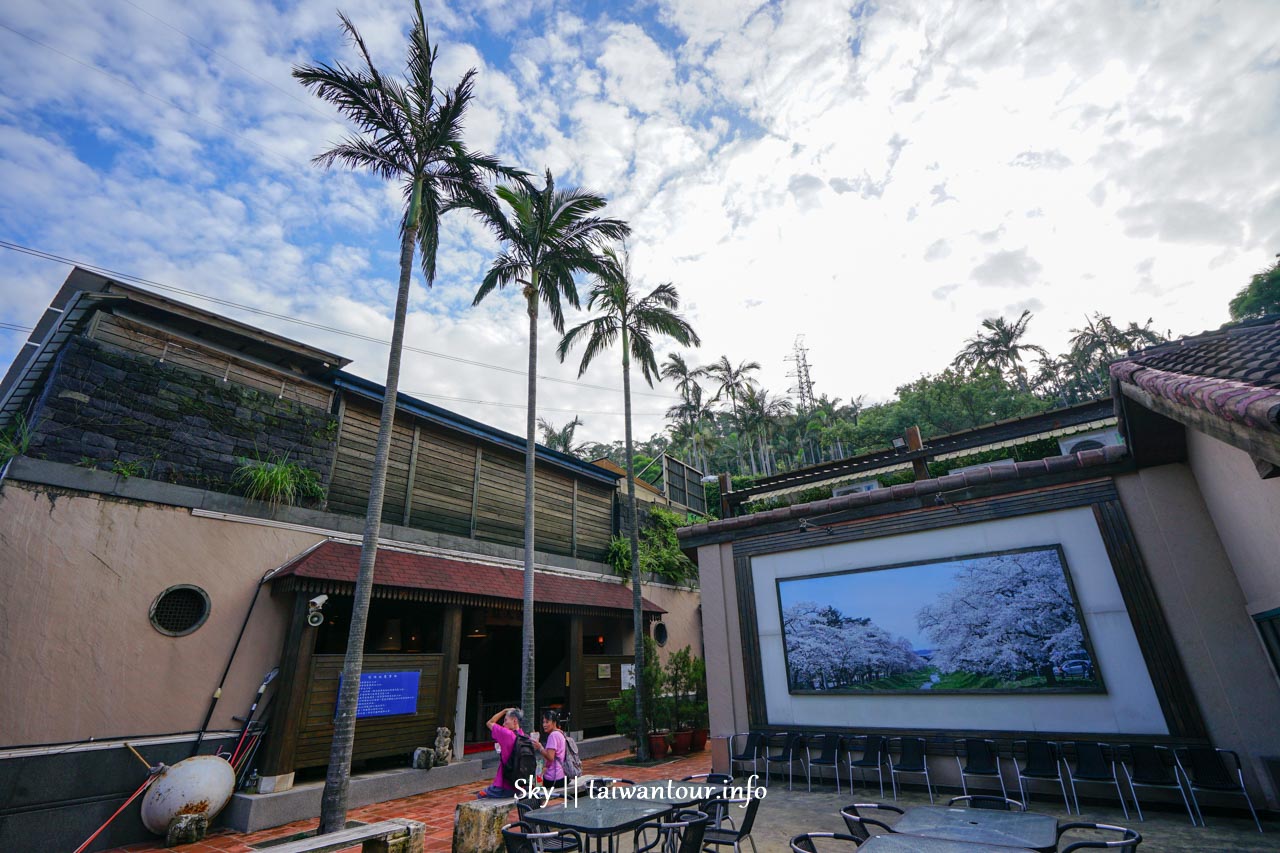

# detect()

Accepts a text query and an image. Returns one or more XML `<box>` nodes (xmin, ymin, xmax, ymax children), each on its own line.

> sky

<box><xmin>1</xmin><ymin>0</ymin><xmax>1277</xmax><ymax>445</ymax></box>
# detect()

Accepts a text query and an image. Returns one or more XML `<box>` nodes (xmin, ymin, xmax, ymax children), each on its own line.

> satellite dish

<box><xmin>140</xmin><ymin>755</ymin><xmax>235</xmax><ymax>834</ymax></box>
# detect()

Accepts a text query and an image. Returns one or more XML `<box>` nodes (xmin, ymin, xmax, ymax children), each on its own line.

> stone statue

<box><xmin>433</xmin><ymin>726</ymin><xmax>452</xmax><ymax>766</ymax></box>
<box><xmin>412</xmin><ymin>746</ymin><xmax>434</xmax><ymax>770</ymax></box>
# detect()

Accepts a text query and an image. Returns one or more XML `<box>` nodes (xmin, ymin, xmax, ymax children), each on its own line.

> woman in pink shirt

<box><xmin>538</xmin><ymin>709</ymin><xmax>567</xmax><ymax>787</ymax></box>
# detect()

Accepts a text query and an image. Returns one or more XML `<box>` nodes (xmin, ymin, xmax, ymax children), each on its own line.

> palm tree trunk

<box><xmin>521</xmin><ymin>279</ymin><xmax>539</xmax><ymax>728</ymax></box>
<box><xmin>621</xmin><ymin>325</ymin><xmax>650</xmax><ymax>761</ymax></box>
<box><xmin>319</xmin><ymin>219</ymin><xmax>417</xmax><ymax>833</ymax></box>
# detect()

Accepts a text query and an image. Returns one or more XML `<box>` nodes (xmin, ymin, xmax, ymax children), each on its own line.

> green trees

<box><xmin>557</xmin><ymin>246</ymin><xmax>699</xmax><ymax>760</ymax></box>
<box><xmin>292</xmin><ymin>1</ymin><xmax>521</xmax><ymax>831</ymax></box>
<box><xmin>1229</xmin><ymin>259</ymin><xmax>1280</xmax><ymax>320</ymax></box>
<box><xmin>468</xmin><ymin>171</ymin><xmax>629</xmax><ymax>727</ymax></box>
<box><xmin>952</xmin><ymin>310</ymin><xmax>1048</xmax><ymax>393</ymax></box>
<box><xmin>537</xmin><ymin>416</ymin><xmax>587</xmax><ymax>457</ymax></box>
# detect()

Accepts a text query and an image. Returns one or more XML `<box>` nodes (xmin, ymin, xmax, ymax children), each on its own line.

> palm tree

<box><xmin>704</xmin><ymin>355</ymin><xmax>760</xmax><ymax>419</ymax></box>
<box><xmin>469</xmin><ymin>171</ymin><xmax>629</xmax><ymax>726</ymax></box>
<box><xmin>952</xmin><ymin>310</ymin><xmax>1048</xmax><ymax>392</ymax></box>
<box><xmin>293</xmin><ymin>2</ymin><xmax>521</xmax><ymax>832</ymax></box>
<box><xmin>740</xmin><ymin>386</ymin><xmax>792</xmax><ymax>474</ymax></box>
<box><xmin>557</xmin><ymin>246</ymin><xmax>700</xmax><ymax>761</ymax></box>
<box><xmin>537</xmin><ymin>416</ymin><xmax>587</xmax><ymax>457</ymax></box>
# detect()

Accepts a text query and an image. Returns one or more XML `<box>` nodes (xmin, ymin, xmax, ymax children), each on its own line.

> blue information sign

<box><xmin>337</xmin><ymin>670</ymin><xmax>420</xmax><ymax>718</ymax></box>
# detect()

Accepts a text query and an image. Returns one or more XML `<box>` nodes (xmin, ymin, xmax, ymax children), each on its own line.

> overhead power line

<box><xmin>0</xmin><ymin>240</ymin><xmax>680</xmax><ymax>400</ymax></box>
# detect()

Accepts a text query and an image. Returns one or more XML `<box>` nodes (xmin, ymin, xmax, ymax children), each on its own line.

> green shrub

<box><xmin>232</xmin><ymin>453</ymin><xmax>325</xmax><ymax>508</ymax></box>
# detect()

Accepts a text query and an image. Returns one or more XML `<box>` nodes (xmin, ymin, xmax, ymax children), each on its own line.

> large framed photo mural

<box><xmin>777</xmin><ymin>546</ymin><xmax>1104</xmax><ymax>695</ymax></box>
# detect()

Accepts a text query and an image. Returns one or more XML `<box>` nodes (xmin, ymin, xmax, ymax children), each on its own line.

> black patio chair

<box><xmin>1055</xmin><ymin>820</ymin><xmax>1142</xmax><ymax>851</ymax></box>
<box><xmin>501</xmin><ymin>821</ymin><xmax>583</xmax><ymax>853</ymax></box>
<box><xmin>845</xmin><ymin>734</ymin><xmax>889</xmax><ymax>797</ymax></box>
<box><xmin>956</xmin><ymin>738</ymin><xmax>1008</xmax><ymax>800</ymax></box>
<box><xmin>729</xmin><ymin>731</ymin><xmax>766</xmax><ymax>778</ymax></box>
<box><xmin>807</xmin><ymin>733</ymin><xmax>844</xmax><ymax>793</ymax></box>
<box><xmin>682</xmin><ymin>773</ymin><xmax>734</xmax><ymax>785</ymax></box>
<box><xmin>1121</xmin><ymin>744</ymin><xmax>1195</xmax><ymax>825</ymax></box>
<box><xmin>766</xmin><ymin>731</ymin><xmax>809</xmax><ymax>791</ymax></box>
<box><xmin>634</xmin><ymin>808</ymin><xmax>709</xmax><ymax>853</ymax></box>
<box><xmin>947</xmin><ymin>794</ymin><xmax>1026</xmax><ymax>811</ymax></box>
<box><xmin>1014</xmin><ymin>739</ymin><xmax>1072</xmax><ymax>813</ymax></box>
<box><xmin>790</xmin><ymin>832</ymin><xmax>863</xmax><ymax>851</ymax></box>
<box><xmin>839</xmin><ymin>803</ymin><xmax>902</xmax><ymax>840</ymax></box>
<box><xmin>513</xmin><ymin>801</ymin><xmax>580</xmax><ymax>851</ymax></box>
<box><xmin>887</xmin><ymin>736</ymin><xmax>935</xmax><ymax>803</ymax></box>
<box><xmin>1174</xmin><ymin>746</ymin><xmax>1263</xmax><ymax>832</ymax></box>
<box><xmin>702</xmin><ymin>793</ymin><xmax>762</xmax><ymax>853</ymax></box>
<box><xmin>1067</xmin><ymin>742</ymin><xmax>1130</xmax><ymax>819</ymax></box>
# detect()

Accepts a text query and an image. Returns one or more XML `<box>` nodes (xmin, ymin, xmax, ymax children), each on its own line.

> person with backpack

<box><xmin>538</xmin><ymin>709</ymin><xmax>575</xmax><ymax>788</ymax></box>
<box><xmin>477</xmin><ymin>707</ymin><xmax>536</xmax><ymax>798</ymax></box>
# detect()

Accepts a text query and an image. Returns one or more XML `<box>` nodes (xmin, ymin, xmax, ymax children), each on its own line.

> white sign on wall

<box><xmin>621</xmin><ymin>663</ymin><xmax>636</xmax><ymax>690</ymax></box>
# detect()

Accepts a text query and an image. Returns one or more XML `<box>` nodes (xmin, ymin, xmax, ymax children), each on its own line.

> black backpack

<box><xmin>502</xmin><ymin>732</ymin><xmax>538</xmax><ymax>787</ymax></box>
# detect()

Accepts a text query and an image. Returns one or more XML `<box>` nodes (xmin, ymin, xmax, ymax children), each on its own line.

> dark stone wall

<box><xmin>27</xmin><ymin>336</ymin><xmax>337</xmax><ymax>497</ymax></box>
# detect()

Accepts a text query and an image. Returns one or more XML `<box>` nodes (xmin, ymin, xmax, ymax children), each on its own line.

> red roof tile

<box><xmin>275</xmin><ymin>541</ymin><xmax>664</xmax><ymax>613</ymax></box>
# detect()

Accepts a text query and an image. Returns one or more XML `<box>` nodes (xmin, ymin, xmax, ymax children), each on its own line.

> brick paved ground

<box><xmin>104</xmin><ymin>751</ymin><xmax>1280</xmax><ymax>852</ymax></box>
<box><xmin>103</xmin><ymin>749</ymin><xmax>713</xmax><ymax>853</ymax></box>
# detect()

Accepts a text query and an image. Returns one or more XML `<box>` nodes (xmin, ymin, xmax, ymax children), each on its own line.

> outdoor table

<box><xmin>893</xmin><ymin>806</ymin><xmax>1059</xmax><ymax>852</ymax></box>
<box><xmin>523</xmin><ymin>797</ymin><xmax>672</xmax><ymax>853</ymax></box>
<box><xmin>631</xmin><ymin>778</ymin><xmax>727</xmax><ymax>807</ymax></box>
<box><xmin>859</xmin><ymin>835</ymin><xmax>1036</xmax><ymax>852</ymax></box>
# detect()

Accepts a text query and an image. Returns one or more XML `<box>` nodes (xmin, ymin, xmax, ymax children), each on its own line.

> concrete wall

<box><xmin>0</xmin><ymin>480</ymin><xmax>319</xmax><ymax>745</ymax></box>
<box><xmin>641</xmin><ymin>582</ymin><xmax>704</xmax><ymax>663</ymax></box>
<box><xmin>1117</xmin><ymin>464</ymin><xmax>1280</xmax><ymax>807</ymax></box>
<box><xmin>696</xmin><ymin>544</ymin><xmax>750</xmax><ymax>750</ymax></box>
<box><xmin>1184</xmin><ymin>429</ymin><xmax>1280</xmax><ymax>616</ymax></box>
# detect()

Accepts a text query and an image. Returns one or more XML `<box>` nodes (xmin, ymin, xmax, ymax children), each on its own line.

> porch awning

<box><xmin>272</xmin><ymin>540</ymin><xmax>665</xmax><ymax>615</ymax></box>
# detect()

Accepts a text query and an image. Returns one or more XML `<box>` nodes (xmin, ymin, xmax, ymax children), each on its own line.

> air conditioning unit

<box><xmin>1058</xmin><ymin>428</ymin><xmax>1124</xmax><ymax>456</ymax></box>
<box><xmin>832</xmin><ymin>479</ymin><xmax>880</xmax><ymax>497</ymax></box>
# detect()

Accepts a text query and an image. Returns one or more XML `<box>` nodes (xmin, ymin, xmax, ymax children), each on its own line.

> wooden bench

<box><xmin>262</xmin><ymin>818</ymin><xmax>425</xmax><ymax>853</ymax></box>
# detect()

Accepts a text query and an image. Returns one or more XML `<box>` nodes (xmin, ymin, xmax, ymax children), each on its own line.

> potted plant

<box><xmin>608</xmin><ymin>689</ymin><xmax>638</xmax><ymax>753</ymax></box>
<box><xmin>690</xmin><ymin>656</ymin><xmax>710</xmax><ymax>751</ymax></box>
<box><xmin>666</xmin><ymin>647</ymin><xmax>695</xmax><ymax>755</ymax></box>
<box><xmin>641</xmin><ymin>636</ymin><xmax>670</xmax><ymax>760</ymax></box>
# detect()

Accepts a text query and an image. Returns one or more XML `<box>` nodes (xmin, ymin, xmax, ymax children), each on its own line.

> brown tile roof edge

<box><xmin>274</xmin><ymin>541</ymin><xmax>664</xmax><ymax>613</ymax></box>
<box><xmin>676</xmin><ymin>445</ymin><xmax>1128</xmax><ymax>540</ymax></box>
<box><xmin>1110</xmin><ymin>360</ymin><xmax>1280</xmax><ymax>434</ymax></box>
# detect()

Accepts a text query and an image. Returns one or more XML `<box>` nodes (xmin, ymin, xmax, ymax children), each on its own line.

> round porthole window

<box><xmin>149</xmin><ymin>584</ymin><xmax>211</xmax><ymax>636</ymax></box>
<box><xmin>652</xmin><ymin>621</ymin><xmax>669</xmax><ymax>647</ymax></box>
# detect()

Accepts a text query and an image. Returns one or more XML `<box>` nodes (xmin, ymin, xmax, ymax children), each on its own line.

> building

<box><xmin>681</xmin><ymin>316</ymin><xmax>1280</xmax><ymax>815</ymax></box>
<box><xmin>0</xmin><ymin>268</ymin><xmax>702</xmax><ymax>850</ymax></box>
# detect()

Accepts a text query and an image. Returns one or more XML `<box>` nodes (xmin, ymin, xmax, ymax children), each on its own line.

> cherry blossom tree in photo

<box><xmin>917</xmin><ymin>550</ymin><xmax>1087</xmax><ymax>684</ymax></box>
<box><xmin>783</xmin><ymin>601</ymin><xmax>922</xmax><ymax>690</ymax></box>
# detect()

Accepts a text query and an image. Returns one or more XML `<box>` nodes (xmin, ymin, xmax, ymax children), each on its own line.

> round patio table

<box><xmin>858</xmin><ymin>835</ymin><xmax>1036</xmax><ymax>852</ymax></box>
<box><xmin>631</xmin><ymin>778</ymin><xmax>727</xmax><ymax>807</ymax></box>
<box><xmin>523</xmin><ymin>797</ymin><xmax>672</xmax><ymax>853</ymax></box>
<box><xmin>892</xmin><ymin>806</ymin><xmax>1059</xmax><ymax>852</ymax></box>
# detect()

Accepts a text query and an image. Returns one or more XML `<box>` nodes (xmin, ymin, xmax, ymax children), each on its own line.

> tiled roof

<box><xmin>679</xmin><ymin>445</ymin><xmax>1127</xmax><ymax>543</ymax></box>
<box><xmin>274</xmin><ymin>540</ymin><xmax>664</xmax><ymax>613</ymax></box>
<box><xmin>1110</xmin><ymin>316</ymin><xmax>1280</xmax><ymax>434</ymax></box>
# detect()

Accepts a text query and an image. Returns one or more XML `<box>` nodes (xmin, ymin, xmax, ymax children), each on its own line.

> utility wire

<box><xmin>0</xmin><ymin>240</ymin><xmax>681</xmax><ymax>400</ymax></box>
<box><xmin>404</xmin><ymin>390</ymin><xmax>664</xmax><ymax>416</ymax></box>
<box><xmin>0</xmin><ymin>322</ymin><xmax>34</xmax><ymax>333</ymax></box>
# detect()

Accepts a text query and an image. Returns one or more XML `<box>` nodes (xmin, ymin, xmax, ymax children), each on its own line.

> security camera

<box><xmin>306</xmin><ymin>595</ymin><xmax>329</xmax><ymax>628</ymax></box>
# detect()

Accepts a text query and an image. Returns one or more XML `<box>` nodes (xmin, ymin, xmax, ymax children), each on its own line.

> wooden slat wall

<box><xmin>89</xmin><ymin>313</ymin><xmax>331</xmax><ymax>408</ymax></box>
<box><xmin>409</xmin><ymin>427</ymin><xmax>477</xmax><ymax>537</ymax></box>
<box><xmin>575</xmin><ymin>482</ymin><xmax>614</xmax><ymax>561</ymax></box>
<box><xmin>293</xmin><ymin>653</ymin><xmax>442</xmax><ymax>768</ymax></box>
<box><xmin>581</xmin><ymin>654</ymin><xmax>632</xmax><ymax>729</ymax></box>
<box><xmin>474</xmin><ymin>446</ymin><xmax>525</xmax><ymax>546</ymax></box>
<box><xmin>329</xmin><ymin>395</ymin><xmax>619</xmax><ymax>559</ymax></box>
